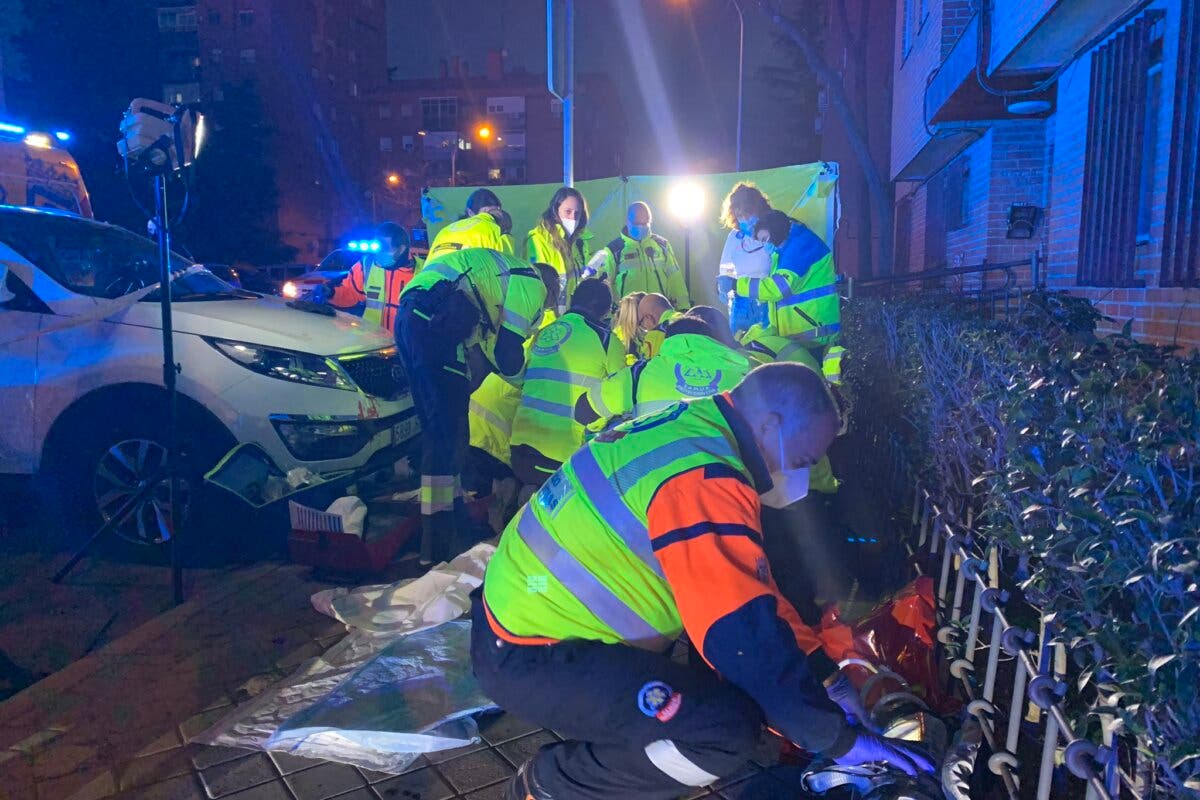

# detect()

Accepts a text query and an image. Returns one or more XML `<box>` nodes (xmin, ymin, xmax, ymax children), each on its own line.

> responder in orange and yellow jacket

<box><xmin>472</xmin><ymin>364</ymin><xmax>935</xmax><ymax>800</ymax></box>
<box><xmin>326</xmin><ymin>222</ymin><xmax>415</xmax><ymax>334</ymax></box>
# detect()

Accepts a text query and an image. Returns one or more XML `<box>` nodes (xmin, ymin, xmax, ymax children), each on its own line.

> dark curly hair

<box><xmin>719</xmin><ymin>182</ymin><xmax>772</xmax><ymax>230</ymax></box>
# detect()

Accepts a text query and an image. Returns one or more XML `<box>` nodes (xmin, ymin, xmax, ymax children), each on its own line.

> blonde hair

<box><xmin>615</xmin><ymin>291</ymin><xmax>646</xmax><ymax>355</ymax></box>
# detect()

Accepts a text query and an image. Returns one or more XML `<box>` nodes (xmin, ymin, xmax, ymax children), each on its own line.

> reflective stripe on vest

<box><xmin>524</xmin><ymin>367</ymin><xmax>601</xmax><ymax>391</ymax></box>
<box><xmin>470</xmin><ymin>398</ymin><xmax>512</xmax><ymax>437</ymax></box>
<box><xmin>632</xmin><ymin>399</ymin><xmax>678</xmax><ymax>418</ymax></box>
<box><xmin>521</xmin><ymin>396</ymin><xmax>575</xmax><ymax>419</ymax></box>
<box><xmin>777</xmin><ymin>282</ymin><xmax>839</xmax><ymax>308</ymax></box>
<box><xmin>515</xmin><ymin>507</ymin><xmax>669</xmax><ymax>649</ymax></box>
<box><xmin>795</xmin><ymin>322</ymin><xmax>841</xmax><ymax>341</ymax></box>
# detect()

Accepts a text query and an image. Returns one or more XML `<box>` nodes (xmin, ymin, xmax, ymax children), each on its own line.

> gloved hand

<box><xmin>825</xmin><ymin>673</ymin><xmax>878</xmax><ymax>731</ymax></box>
<box><xmin>309</xmin><ymin>282</ymin><xmax>331</xmax><ymax>304</ymax></box>
<box><xmin>833</xmin><ymin>729</ymin><xmax>935</xmax><ymax>777</ymax></box>
<box><xmin>716</xmin><ymin>274</ymin><xmax>735</xmax><ymax>297</ymax></box>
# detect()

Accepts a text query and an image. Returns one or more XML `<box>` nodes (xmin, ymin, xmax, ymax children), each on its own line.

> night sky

<box><xmin>385</xmin><ymin>0</ymin><xmax>813</xmax><ymax>175</ymax></box>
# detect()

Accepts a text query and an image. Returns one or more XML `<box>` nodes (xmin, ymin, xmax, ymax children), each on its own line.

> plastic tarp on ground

<box><xmin>421</xmin><ymin>163</ymin><xmax>839</xmax><ymax>307</ymax></box>
<box><xmin>195</xmin><ymin>543</ymin><xmax>497</xmax><ymax>774</ymax></box>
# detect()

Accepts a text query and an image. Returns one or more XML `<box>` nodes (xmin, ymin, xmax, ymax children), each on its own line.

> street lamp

<box><xmin>667</xmin><ymin>179</ymin><xmax>707</xmax><ymax>291</ymax></box>
<box><xmin>732</xmin><ymin>0</ymin><xmax>744</xmax><ymax>172</ymax></box>
<box><xmin>441</xmin><ymin>123</ymin><xmax>494</xmax><ymax>187</ymax></box>
<box><xmin>386</xmin><ymin>172</ymin><xmax>401</xmax><ymax>187</ymax></box>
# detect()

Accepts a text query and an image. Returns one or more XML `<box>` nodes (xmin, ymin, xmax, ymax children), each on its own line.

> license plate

<box><xmin>390</xmin><ymin>416</ymin><xmax>420</xmax><ymax>445</ymax></box>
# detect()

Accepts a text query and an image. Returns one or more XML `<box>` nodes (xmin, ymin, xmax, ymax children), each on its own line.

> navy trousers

<box><xmin>470</xmin><ymin>592</ymin><xmax>763</xmax><ymax>799</ymax></box>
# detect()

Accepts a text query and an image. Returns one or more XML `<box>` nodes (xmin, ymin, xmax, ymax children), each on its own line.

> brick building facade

<box><xmin>890</xmin><ymin>0</ymin><xmax>1200</xmax><ymax>349</ymax></box>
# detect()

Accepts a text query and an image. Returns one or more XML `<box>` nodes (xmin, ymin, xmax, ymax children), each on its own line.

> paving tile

<box><xmin>436</xmin><ymin>748</ymin><xmax>513</xmax><ymax>795</ymax></box>
<box><xmin>193</xmin><ymin>745</ymin><xmax>259</xmax><ymax>772</ymax></box>
<box><xmin>283</xmin><ymin>762</ymin><xmax>366</xmax><ymax>798</ymax></box>
<box><xmin>269</xmin><ymin>750</ymin><xmax>330</xmax><ymax>775</ymax></box>
<box><xmin>460</xmin><ymin>780</ymin><xmax>511</xmax><ymax>800</ymax></box>
<box><xmin>372</xmin><ymin>766</ymin><xmax>454</xmax><ymax>800</ymax></box>
<box><xmin>180</xmin><ymin>706</ymin><xmax>236</xmax><ymax>742</ymax></box>
<box><xmin>115</xmin><ymin>772</ymin><xmax>206</xmax><ymax>799</ymax></box>
<box><xmin>422</xmin><ymin>738</ymin><xmax>486</xmax><ymax>765</ymax></box>
<box><xmin>135</xmin><ymin>728</ymin><xmax>184</xmax><ymax>757</ymax></box>
<box><xmin>477</xmin><ymin>714</ymin><xmax>540</xmax><ymax>746</ymax></box>
<box><xmin>215</xmin><ymin>779</ymin><xmax>294</xmax><ymax>800</ymax></box>
<box><xmin>494</xmin><ymin>731</ymin><xmax>558</xmax><ymax>769</ymax></box>
<box><xmin>227</xmin><ymin>673</ymin><xmax>284</xmax><ymax>706</ymax></box>
<box><xmin>50</xmin><ymin>769</ymin><xmax>117</xmax><ymax>800</ymax></box>
<box><xmin>325</xmin><ymin>789</ymin><xmax>376</xmax><ymax>800</ymax></box>
<box><xmin>198</xmin><ymin>752</ymin><xmax>278</xmax><ymax>798</ymax></box>
<box><xmin>9</xmin><ymin>726</ymin><xmax>64</xmax><ymax>753</ymax></box>
<box><xmin>275</xmin><ymin>642</ymin><xmax>324</xmax><ymax>673</ymax></box>
<box><xmin>118</xmin><ymin>745</ymin><xmax>200</xmax><ymax>790</ymax></box>
<box><xmin>356</xmin><ymin>757</ymin><xmax>426</xmax><ymax>783</ymax></box>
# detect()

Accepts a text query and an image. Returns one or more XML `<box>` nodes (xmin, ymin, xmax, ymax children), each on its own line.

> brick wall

<box><xmin>988</xmin><ymin>0</ymin><xmax>1059</xmax><ymax>72</ymax></box>
<box><xmin>941</xmin><ymin>0</ymin><xmax>974</xmax><ymax>58</ymax></box>
<box><xmin>1041</xmin><ymin>0</ymin><xmax>1200</xmax><ymax>350</ymax></box>
<box><xmin>891</xmin><ymin>0</ymin><xmax>945</xmax><ymax>179</ymax></box>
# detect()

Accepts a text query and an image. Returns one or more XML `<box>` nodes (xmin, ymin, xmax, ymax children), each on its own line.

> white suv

<box><xmin>0</xmin><ymin>207</ymin><xmax>419</xmax><ymax>545</ymax></box>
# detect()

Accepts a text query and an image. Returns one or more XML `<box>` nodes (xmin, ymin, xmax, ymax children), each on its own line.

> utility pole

<box><xmin>547</xmin><ymin>0</ymin><xmax>574</xmax><ymax>186</ymax></box>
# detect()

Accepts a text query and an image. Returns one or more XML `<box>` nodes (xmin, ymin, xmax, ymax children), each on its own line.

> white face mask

<box><xmin>561</xmin><ymin>218</ymin><xmax>578</xmax><ymax>236</ymax></box>
<box><xmin>759</xmin><ymin>424</ymin><xmax>812</xmax><ymax>509</ymax></box>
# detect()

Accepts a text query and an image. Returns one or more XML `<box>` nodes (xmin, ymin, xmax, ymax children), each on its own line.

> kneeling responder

<box><xmin>586</xmin><ymin>201</ymin><xmax>690</xmax><ymax>309</ymax></box>
<box><xmin>576</xmin><ymin>314</ymin><xmax>751</xmax><ymax>430</ymax></box>
<box><xmin>395</xmin><ymin>248</ymin><xmax>559</xmax><ymax>564</ymax></box>
<box><xmin>633</xmin><ymin>292</ymin><xmax>679</xmax><ymax>360</ymax></box>
<box><xmin>509</xmin><ymin>279</ymin><xmax>626</xmax><ymax>489</ymax></box>
<box><xmin>324</xmin><ymin>222</ymin><xmax>415</xmax><ymax>334</ymax></box>
<box><xmin>473</xmin><ymin>364</ymin><xmax>934</xmax><ymax>800</ymax></box>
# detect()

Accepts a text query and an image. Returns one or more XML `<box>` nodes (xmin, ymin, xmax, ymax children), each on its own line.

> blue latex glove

<box><xmin>826</xmin><ymin>673</ymin><xmax>879</xmax><ymax>731</ymax></box>
<box><xmin>716</xmin><ymin>275</ymin><xmax>735</xmax><ymax>297</ymax></box>
<box><xmin>833</xmin><ymin>730</ymin><xmax>936</xmax><ymax>777</ymax></box>
<box><xmin>310</xmin><ymin>282</ymin><xmax>329</xmax><ymax>304</ymax></box>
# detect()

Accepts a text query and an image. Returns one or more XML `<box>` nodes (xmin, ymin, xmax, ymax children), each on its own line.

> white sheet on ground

<box><xmin>194</xmin><ymin>542</ymin><xmax>498</xmax><ymax>774</ymax></box>
<box><xmin>310</xmin><ymin>542</ymin><xmax>493</xmax><ymax>633</ymax></box>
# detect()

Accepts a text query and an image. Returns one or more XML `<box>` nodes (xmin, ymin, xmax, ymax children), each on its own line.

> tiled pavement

<box><xmin>0</xmin><ymin>558</ymin><xmax>813</xmax><ymax>800</ymax></box>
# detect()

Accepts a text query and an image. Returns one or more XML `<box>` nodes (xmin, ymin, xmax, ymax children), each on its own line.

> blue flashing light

<box><xmin>348</xmin><ymin>241</ymin><xmax>361</xmax><ymax>251</ymax></box>
<box><xmin>54</xmin><ymin>131</ymin><xmax>71</xmax><ymax>142</ymax></box>
<box><xmin>369</xmin><ymin>241</ymin><xmax>381</xmax><ymax>252</ymax></box>
<box><xmin>0</xmin><ymin>122</ymin><xmax>27</xmax><ymax>135</ymax></box>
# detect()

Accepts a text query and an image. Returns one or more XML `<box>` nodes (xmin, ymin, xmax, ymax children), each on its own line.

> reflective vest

<box><xmin>485</xmin><ymin>397</ymin><xmax>755</xmax><ymax>649</ymax></box>
<box><xmin>586</xmin><ymin>333</ymin><xmax>751</xmax><ymax>426</ymax></box>
<box><xmin>639</xmin><ymin>308</ymin><xmax>682</xmax><ymax>360</ymax></box>
<box><xmin>510</xmin><ymin>312</ymin><xmax>627</xmax><ymax>464</ymax></box>
<box><xmin>586</xmin><ymin>232</ymin><xmax>689</xmax><ymax>308</ymax></box>
<box><xmin>822</xmin><ymin>345</ymin><xmax>845</xmax><ymax>385</ymax></box>
<box><xmin>402</xmin><ymin>248</ymin><xmax>548</xmax><ymax>366</ymax></box>
<box><xmin>525</xmin><ymin>223</ymin><xmax>593</xmax><ymax>313</ymax></box>
<box><xmin>738</xmin><ymin>327</ymin><xmax>822</xmax><ymax>372</ymax></box>
<box><xmin>736</xmin><ymin>221</ymin><xmax>840</xmax><ymax>345</ymax></box>
<box><xmin>328</xmin><ymin>259</ymin><xmax>414</xmax><ymax>333</ymax></box>
<box><xmin>428</xmin><ymin>214</ymin><xmax>513</xmax><ymax>259</ymax></box>
<box><xmin>470</xmin><ymin>373</ymin><xmax>523</xmax><ymax>467</ymax></box>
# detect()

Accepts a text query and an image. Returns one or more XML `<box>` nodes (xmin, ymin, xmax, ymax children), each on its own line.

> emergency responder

<box><xmin>586</xmin><ymin>201</ymin><xmax>690</xmax><ymax>308</ymax></box>
<box><xmin>395</xmin><ymin>247</ymin><xmax>559</xmax><ymax>564</ymax></box>
<box><xmin>324</xmin><ymin>222</ymin><xmax>415</xmax><ymax>334</ymax></box>
<box><xmin>718</xmin><ymin>182</ymin><xmax>774</xmax><ymax>333</ymax></box>
<box><xmin>510</xmin><ymin>279</ymin><xmax>626</xmax><ymax>489</ymax></box>
<box><xmin>473</xmin><ymin>364</ymin><xmax>935</xmax><ymax>800</ymax></box>
<box><xmin>467</xmin><ymin>372</ymin><xmax>524</xmax><ymax>534</ymax></box>
<box><xmin>738</xmin><ymin>209</ymin><xmax>841</xmax><ymax>347</ymax></box>
<box><xmin>633</xmin><ymin>292</ymin><xmax>679</xmax><ymax>360</ymax></box>
<box><xmin>576</xmin><ymin>315</ymin><xmax>752</xmax><ymax>430</ymax></box>
<box><xmin>526</xmin><ymin>186</ymin><xmax>593</xmax><ymax>313</ymax></box>
<box><xmin>429</xmin><ymin>206</ymin><xmax>514</xmax><ymax>259</ymax></box>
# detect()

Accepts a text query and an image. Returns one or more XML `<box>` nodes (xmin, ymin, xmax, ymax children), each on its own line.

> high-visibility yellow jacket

<box><xmin>483</xmin><ymin>394</ymin><xmax>849</xmax><ymax>754</ymax></box>
<box><xmin>470</xmin><ymin>373</ymin><xmax>523</xmax><ymax>467</ymax></box>
<box><xmin>735</xmin><ymin>220</ymin><xmax>840</xmax><ymax>345</ymax></box>
<box><xmin>428</xmin><ymin>213</ymin><xmax>513</xmax><ymax>259</ymax></box>
<box><xmin>510</xmin><ymin>312</ymin><xmax>627</xmax><ymax>464</ymax></box>
<box><xmin>586</xmin><ymin>231</ymin><xmax>689</xmax><ymax>308</ymax></box>
<box><xmin>402</xmin><ymin>248</ymin><xmax>547</xmax><ymax>375</ymax></box>
<box><xmin>525</xmin><ymin>223</ymin><xmax>593</xmax><ymax>313</ymax></box>
<box><xmin>583</xmin><ymin>333</ymin><xmax>751</xmax><ymax>429</ymax></box>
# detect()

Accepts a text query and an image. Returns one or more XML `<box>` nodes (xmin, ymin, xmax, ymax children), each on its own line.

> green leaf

<box><xmin>1148</xmin><ymin>654</ymin><xmax>1176</xmax><ymax>676</ymax></box>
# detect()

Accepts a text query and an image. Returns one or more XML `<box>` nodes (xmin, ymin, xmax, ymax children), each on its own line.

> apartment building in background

<box><xmin>891</xmin><ymin>0</ymin><xmax>1200</xmax><ymax>348</ymax></box>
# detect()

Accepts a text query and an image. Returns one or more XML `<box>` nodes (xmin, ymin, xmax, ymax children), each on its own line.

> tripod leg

<box><xmin>51</xmin><ymin>475</ymin><xmax>164</xmax><ymax>583</ymax></box>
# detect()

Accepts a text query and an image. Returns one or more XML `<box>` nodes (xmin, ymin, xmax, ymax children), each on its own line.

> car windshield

<box><xmin>0</xmin><ymin>210</ymin><xmax>230</xmax><ymax>300</ymax></box>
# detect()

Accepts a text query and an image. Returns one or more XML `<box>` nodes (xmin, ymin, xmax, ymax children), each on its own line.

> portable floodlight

<box><xmin>117</xmin><ymin>98</ymin><xmax>205</xmax><ymax>174</ymax></box>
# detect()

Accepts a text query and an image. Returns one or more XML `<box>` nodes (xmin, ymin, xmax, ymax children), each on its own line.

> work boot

<box><xmin>503</xmin><ymin>757</ymin><xmax>555</xmax><ymax>800</ymax></box>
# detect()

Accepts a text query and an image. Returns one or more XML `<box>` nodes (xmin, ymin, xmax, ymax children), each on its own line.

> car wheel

<box><xmin>42</xmin><ymin>394</ymin><xmax>234</xmax><ymax>554</ymax></box>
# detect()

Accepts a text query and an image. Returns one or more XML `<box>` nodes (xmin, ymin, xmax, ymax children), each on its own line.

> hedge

<box><xmin>842</xmin><ymin>291</ymin><xmax>1200</xmax><ymax>796</ymax></box>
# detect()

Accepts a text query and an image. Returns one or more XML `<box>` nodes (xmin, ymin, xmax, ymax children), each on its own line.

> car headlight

<box><xmin>281</xmin><ymin>281</ymin><xmax>299</xmax><ymax>299</ymax></box>
<box><xmin>207</xmin><ymin>338</ymin><xmax>357</xmax><ymax>391</ymax></box>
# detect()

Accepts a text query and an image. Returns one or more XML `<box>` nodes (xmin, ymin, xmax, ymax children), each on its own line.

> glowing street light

<box><xmin>476</xmin><ymin>125</ymin><xmax>492</xmax><ymax>140</ymax></box>
<box><xmin>668</xmin><ymin>179</ymin><xmax>707</xmax><ymax>291</ymax></box>
<box><xmin>386</xmin><ymin>172</ymin><xmax>401</xmax><ymax>187</ymax></box>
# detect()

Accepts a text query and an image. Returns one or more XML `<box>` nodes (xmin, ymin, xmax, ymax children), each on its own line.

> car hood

<box><xmin>112</xmin><ymin>295</ymin><xmax>392</xmax><ymax>356</ymax></box>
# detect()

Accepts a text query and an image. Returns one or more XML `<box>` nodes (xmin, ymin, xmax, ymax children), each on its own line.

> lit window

<box><xmin>488</xmin><ymin>168</ymin><xmax>501</xmax><ymax>180</ymax></box>
<box><xmin>158</xmin><ymin>7</ymin><xmax>198</xmax><ymax>32</ymax></box>
<box><xmin>380</xmin><ymin>137</ymin><xmax>393</xmax><ymax>152</ymax></box>
<box><xmin>240</xmin><ymin>49</ymin><xmax>256</xmax><ymax>64</ymax></box>
<box><xmin>238</xmin><ymin>9</ymin><xmax>255</xmax><ymax>26</ymax></box>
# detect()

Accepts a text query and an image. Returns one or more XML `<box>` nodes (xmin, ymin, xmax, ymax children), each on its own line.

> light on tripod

<box><xmin>24</xmin><ymin>133</ymin><xmax>52</xmax><ymax>149</ymax></box>
<box><xmin>117</xmin><ymin>98</ymin><xmax>205</xmax><ymax>174</ymax></box>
